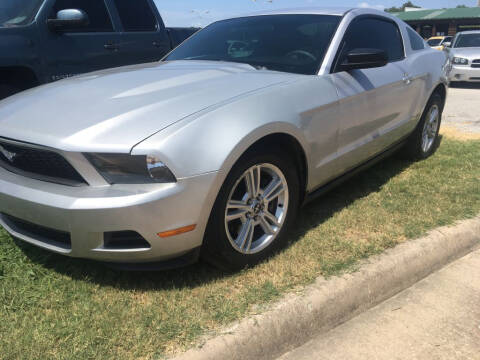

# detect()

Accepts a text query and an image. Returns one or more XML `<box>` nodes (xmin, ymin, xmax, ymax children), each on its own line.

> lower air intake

<box><xmin>104</xmin><ymin>231</ymin><xmax>151</xmax><ymax>250</ymax></box>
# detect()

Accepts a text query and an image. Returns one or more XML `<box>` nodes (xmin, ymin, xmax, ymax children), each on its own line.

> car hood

<box><xmin>0</xmin><ymin>61</ymin><xmax>299</xmax><ymax>152</ymax></box>
<box><xmin>449</xmin><ymin>47</ymin><xmax>480</xmax><ymax>59</ymax></box>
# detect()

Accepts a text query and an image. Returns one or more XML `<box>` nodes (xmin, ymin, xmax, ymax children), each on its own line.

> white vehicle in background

<box><xmin>446</xmin><ymin>30</ymin><xmax>480</xmax><ymax>83</ymax></box>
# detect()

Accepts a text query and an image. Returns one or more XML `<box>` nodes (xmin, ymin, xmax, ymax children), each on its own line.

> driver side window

<box><xmin>52</xmin><ymin>0</ymin><xmax>113</xmax><ymax>32</ymax></box>
<box><xmin>335</xmin><ymin>17</ymin><xmax>404</xmax><ymax>71</ymax></box>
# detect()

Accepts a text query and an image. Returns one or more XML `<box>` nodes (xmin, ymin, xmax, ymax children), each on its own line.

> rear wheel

<box><xmin>401</xmin><ymin>93</ymin><xmax>443</xmax><ymax>160</ymax></box>
<box><xmin>202</xmin><ymin>149</ymin><xmax>300</xmax><ymax>271</ymax></box>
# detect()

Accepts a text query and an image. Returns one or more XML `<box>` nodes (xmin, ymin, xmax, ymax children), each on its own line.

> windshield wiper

<box><xmin>177</xmin><ymin>58</ymin><xmax>270</xmax><ymax>71</ymax></box>
<box><xmin>247</xmin><ymin>64</ymin><xmax>269</xmax><ymax>71</ymax></box>
<box><xmin>228</xmin><ymin>62</ymin><xmax>270</xmax><ymax>71</ymax></box>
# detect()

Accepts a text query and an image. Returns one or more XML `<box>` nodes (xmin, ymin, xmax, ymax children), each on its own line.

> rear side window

<box><xmin>407</xmin><ymin>27</ymin><xmax>425</xmax><ymax>50</ymax></box>
<box><xmin>114</xmin><ymin>0</ymin><xmax>157</xmax><ymax>32</ymax></box>
<box><xmin>338</xmin><ymin>17</ymin><xmax>404</xmax><ymax>67</ymax></box>
<box><xmin>52</xmin><ymin>0</ymin><xmax>113</xmax><ymax>32</ymax></box>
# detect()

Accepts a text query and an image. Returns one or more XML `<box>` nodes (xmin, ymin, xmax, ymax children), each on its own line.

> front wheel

<box><xmin>202</xmin><ymin>150</ymin><xmax>300</xmax><ymax>271</ymax></box>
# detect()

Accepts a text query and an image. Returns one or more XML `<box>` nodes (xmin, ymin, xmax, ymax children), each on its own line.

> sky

<box><xmin>154</xmin><ymin>0</ymin><xmax>479</xmax><ymax>27</ymax></box>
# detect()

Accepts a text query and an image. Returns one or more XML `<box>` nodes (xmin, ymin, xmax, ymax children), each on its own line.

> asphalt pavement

<box><xmin>443</xmin><ymin>84</ymin><xmax>480</xmax><ymax>137</ymax></box>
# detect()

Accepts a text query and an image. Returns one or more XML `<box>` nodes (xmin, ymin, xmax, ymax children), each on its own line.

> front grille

<box><xmin>0</xmin><ymin>139</ymin><xmax>87</xmax><ymax>186</ymax></box>
<box><xmin>2</xmin><ymin>213</ymin><xmax>72</xmax><ymax>250</ymax></box>
<box><xmin>472</xmin><ymin>60</ymin><xmax>480</xmax><ymax>68</ymax></box>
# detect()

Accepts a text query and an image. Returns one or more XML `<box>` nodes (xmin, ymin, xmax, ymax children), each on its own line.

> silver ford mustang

<box><xmin>0</xmin><ymin>8</ymin><xmax>447</xmax><ymax>270</ymax></box>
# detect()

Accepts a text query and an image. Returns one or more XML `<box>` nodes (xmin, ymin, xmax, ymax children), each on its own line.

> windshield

<box><xmin>454</xmin><ymin>33</ymin><xmax>480</xmax><ymax>48</ymax></box>
<box><xmin>0</xmin><ymin>0</ymin><xmax>43</xmax><ymax>27</ymax></box>
<box><xmin>165</xmin><ymin>15</ymin><xmax>341</xmax><ymax>75</ymax></box>
<box><xmin>427</xmin><ymin>38</ymin><xmax>442</xmax><ymax>46</ymax></box>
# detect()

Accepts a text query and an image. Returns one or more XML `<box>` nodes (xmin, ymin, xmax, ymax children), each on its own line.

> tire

<box><xmin>202</xmin><ymin>148</ymin><xmax>300</xmax><ymax>271</ymax></box>
<box><xmin>401</xmin><ymin>93</ymin><xmax>443</xmax><ymax>160</ymax></box>
<box><xmin>0</xmin><ymin>84</ymin><xmax>20</xmax><ymax>100</ymax></box>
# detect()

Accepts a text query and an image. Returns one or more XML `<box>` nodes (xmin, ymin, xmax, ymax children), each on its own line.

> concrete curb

<box><xmin>172</xmin><ymin>217</ymin><xmax>480</xmax><ymax>360</ymax></box>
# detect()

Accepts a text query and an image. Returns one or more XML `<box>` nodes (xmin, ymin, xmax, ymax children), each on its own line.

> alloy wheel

<box><xmin>224</xmin><ymin>163</ymin><xmax>289</xmax><ymax>254</ymax></box>
<box><xmin>421</xmin><ymin>104</ymin><xmax>440</xmax><ymax>153</ymax></box>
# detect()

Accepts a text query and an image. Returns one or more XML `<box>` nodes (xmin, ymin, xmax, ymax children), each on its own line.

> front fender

<box><xmin>132</xmin><ymin>82</ymin><xmax>309</xmax><ymax>180</ymax></box>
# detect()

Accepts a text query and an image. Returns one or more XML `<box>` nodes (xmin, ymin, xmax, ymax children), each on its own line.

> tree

<box><xmin>456</xmin><ymin>5</ymin><xmax>467</xmax><ymax>7</ymax></box>
<box><xmin>385</xmin><ymin>1</ymin><xmax>421</xmax><ymax>13</ymax></box>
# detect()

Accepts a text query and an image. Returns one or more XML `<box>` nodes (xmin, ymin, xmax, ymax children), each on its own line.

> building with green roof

<box><xmin>393</xmin><ymin>7</ymin><xmax>480</xmax><ymax>38</ymax></box>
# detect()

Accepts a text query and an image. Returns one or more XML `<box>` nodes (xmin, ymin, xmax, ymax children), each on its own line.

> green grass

<box><xmin>1</xmin><ymin>138</ymin><xmax>479</xmax><ymax>360</ymax></box>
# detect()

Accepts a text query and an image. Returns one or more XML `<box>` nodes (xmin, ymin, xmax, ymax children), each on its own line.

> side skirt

<box><xmin>303</xmin><ymin>139</ymin><xmax>407</xmax><ymax>206</ymax></box>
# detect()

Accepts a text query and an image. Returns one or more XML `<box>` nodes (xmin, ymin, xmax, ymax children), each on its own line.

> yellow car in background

<box><xmin>427</xmin><ymin>36</ymin><xmax>453</xmax><ymax>50</ymax></box>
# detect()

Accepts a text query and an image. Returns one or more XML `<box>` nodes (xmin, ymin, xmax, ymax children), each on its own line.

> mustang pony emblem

<box><xmin>0</xmin><ymin>145</ymin><xmax>17</xmax><ymax>163</ymax></box>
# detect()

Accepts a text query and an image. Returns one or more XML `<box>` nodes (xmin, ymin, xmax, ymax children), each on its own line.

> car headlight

<box><xmin>85</xmin><ymin>153</ymin><xmax>176</xmax><ymax>184</ymax></box>
<box><xmin>452</xmin><ymin>57</ymin><xmax>469</xmax><ymax>65</ymax></box>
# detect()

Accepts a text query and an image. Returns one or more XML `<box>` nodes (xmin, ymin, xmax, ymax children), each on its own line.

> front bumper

<box><xmin>0</xmin><ymin>166</ymin><xmax>218</xmax><ymax>263</ymax></box>
<box><xmin>448</xmin><ymin>65</ymin><xmax>480</xmax><ymax>82</ymax></box>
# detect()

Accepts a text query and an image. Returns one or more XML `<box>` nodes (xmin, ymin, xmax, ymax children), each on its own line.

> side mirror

<box><xmin>443</xmin><ymin>42</ymin><xmax>452</xmax><ymax>48</ymax></box>
<box><xmin>338</xmin><ymin>48</ymin><xmax>388</xmax><ymax>71</ymax></box>
<box><xmin>47</xmin><ymin>9</ymin><xmax>89</xmax><ymax>32</ymax></box>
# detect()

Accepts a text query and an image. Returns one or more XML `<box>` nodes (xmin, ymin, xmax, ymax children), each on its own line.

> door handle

<box><xmin>104</xmin><ymin>43</ymin><xmax>119</xmax><ymax>51</ymax></box>
<box><xmin>402</xmin><ymin>73</ymin><xmax>413</xmax><ymax>85</ymax></box>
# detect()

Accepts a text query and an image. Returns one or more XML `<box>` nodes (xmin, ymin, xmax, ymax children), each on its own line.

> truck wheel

<box><xmin>401</xmin><ymin>93</ymin><xmax>443</xmax><ymax>160</ymax></box>
<box><xmin>0</xmin><ymin>84</ymin><xmax>20</xmax><ymax>100</ymax></box>
<box><xmin>202</xmin><ymin>148</ymin><xmax>300</xmax><ymax>271</ymax></box>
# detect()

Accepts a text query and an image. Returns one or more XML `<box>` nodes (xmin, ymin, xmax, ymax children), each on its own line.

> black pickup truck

<box><xmin>0</xmin><ymin>0</ymin><xmax>198</xmax><ymax>99</ymax></box>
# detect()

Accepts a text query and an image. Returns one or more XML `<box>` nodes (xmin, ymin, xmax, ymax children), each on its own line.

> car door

<box><xmin>111</xmin><ymin>0</ymin><xmax>171</xmax><ymax>66</ymax></box>
<box><xmin>40</xmin><ymin>0</ymin><xmax>122</xmax><ymax>82</ymax></box>
<box><xmin>330</xmin><ymin>16</ymin><xmax>414</xmax><ymax>174</ymax></box>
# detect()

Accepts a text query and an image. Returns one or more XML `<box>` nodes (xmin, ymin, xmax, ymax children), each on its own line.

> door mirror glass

<box><xmin>339</xmin><ymin>48</ymin><xmax>388</xmax><ymax>71</ymax></box>
<box><xmin>47</xmin><ymin>9</ymin><xmax>89</xmax><ymax>32</ymax></box>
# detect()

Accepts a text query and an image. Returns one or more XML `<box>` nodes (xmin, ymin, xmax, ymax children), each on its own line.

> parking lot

<box><xmin>442</xmin><ymin>84</ymin><xmax>480</xmax><ymax>139</ymax></box>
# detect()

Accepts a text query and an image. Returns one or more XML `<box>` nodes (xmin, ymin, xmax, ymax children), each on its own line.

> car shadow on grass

<box><xmin>15</xmin><ymin>143</ymin><xmax>431</xmax><ymax>291</ymax></box>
